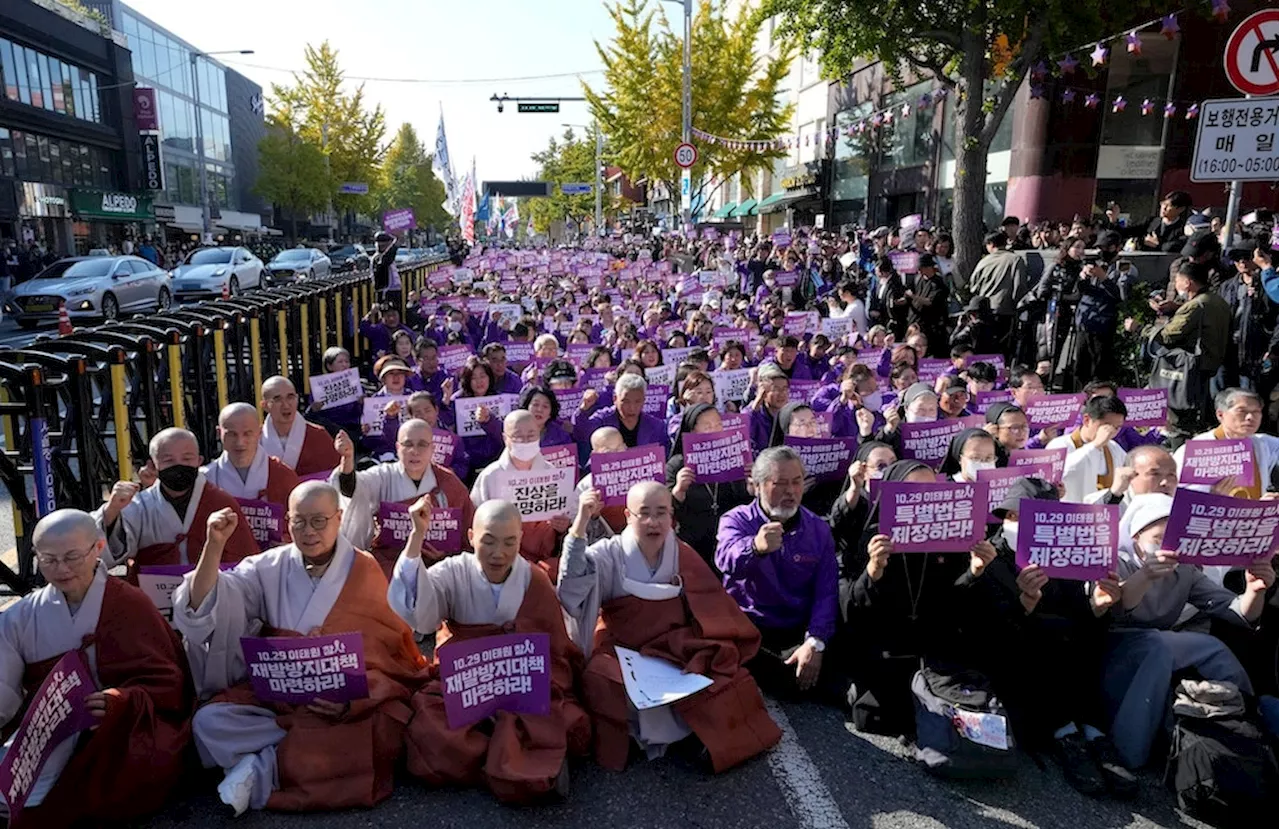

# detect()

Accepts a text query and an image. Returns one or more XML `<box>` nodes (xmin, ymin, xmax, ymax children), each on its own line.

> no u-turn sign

<box><xmin>1225</xmin><ymin>9</ymin><xmax>1279</xmax><ymax>97</ymax></box>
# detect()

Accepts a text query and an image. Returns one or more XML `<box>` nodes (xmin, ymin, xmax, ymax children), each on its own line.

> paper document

<box><xmin>614</xmin><ymin>646</ymin><xmax>713</xmax><ymax>710</ymax></box>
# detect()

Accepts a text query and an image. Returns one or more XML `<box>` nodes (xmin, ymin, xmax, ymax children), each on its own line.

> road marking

<box><xmin>763</xmin><ymin>697</ymin><xmax>851</xmax><ymax>829</ymax></box>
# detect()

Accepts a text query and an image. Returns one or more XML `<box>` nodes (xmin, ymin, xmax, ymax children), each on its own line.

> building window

<box><xmin>0</xmin><ymin>39</ymin><xmax>102</xmax><ymax>124</ymax></box>
<box><xmin>0</xmin><ymin>128</ymin><xmax>13</xmax><ymax>177</ymax></box>
<box><xmin>878</xmin><ymin>81</ymin><xmax>935</xmax><ymax>171</ymax></box>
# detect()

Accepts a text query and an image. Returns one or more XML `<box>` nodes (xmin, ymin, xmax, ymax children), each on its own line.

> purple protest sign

<box><xmin>0</xmin><ymin>651</ymin><xmax>97</xmax><ymax>821</ymax></box>
<box><xmin>971</xmin><ymin>354</ymin><xmax>1006</xmax><ymax>373</ymax></box>
<box><xmin>553</xmin><ymin>387</ymin><xmax>587</xmax><ymax>416</ymax></box>
<box><xmin>1164</xmin><ymin>490</ymin><xmax>1279</xmax><ymax>567</ymax></box>
<box><xmin>683</xmin><ymin>427</ymin><xmax>752</xmax><ymax>482</ymax></box>
<box><xmin>541</xmin><ymin>444</ymin><xmax>578</xmax><ymax>473</ymax></box>
<box><xmin>438</xmin><ymin>344</ymin><xmax>473</xmax><ymax>373</ymax></box>
<box><xmin>899</xmin><ymin>419</ymin><xmax>967</xmax><ymax>468</ymax></box>
<box><xmin>784</xmin><ymin>312</ymin><xmax>813</xmax><ymax>337</ymax></box>
<box><xmin>431</xmin><ymin>428</ymin><xmax>459</xmax><ymax>467</ymax></box>
<box><xmin>1017</xmin><ymin>501</ymin><xmax>1119</xmax><ymax>580</ymax></box>
<box><xmin>382</xmin><ymin>208</ymin><xmax>416</xmax><ymax>232</ymax></box>
<box><xmin>242</xmin><ymin>633</ymin><xmax>369</xmax><ymax>705</ymax></box>
<box><xmin>855</xmin><ymin>348</ymin><xmax>885</xmax><ymax>368</ymax></box>
<box><xmin>976</xmin><ymin>464</ymin><xmax>1057</xmax><ymax>518</ymax></box>
<box><xmin>503</xmin><ymin>342</ymin><xmax>534</xmax><ymax>368</ymax></box>
<box><xmin>643</xmin><ymin>384</ymin><xmax>669</xmax><ymax>417</ymax></box>
<box><xmin>234</xmin><ymin>497</ymin><xmax>285</xmax><ymax>549</ymax></box>
<box><xmin>788</xmin><ymin>379</ymin><xmax>821</xmax><ymax>405</ymax></box>
<box><xmin>438</xmin><ymin>633</ymin><xmax>552</xmax><ymax>730</ymax></box>
<box><xmin>376</xmin><ymin>503</ymin><xmax>463</xmax><ymax>554</ymax></box>
<box><xmin>878</xmin><ymin>480</ymin><xmax>987</xmax><ymax>553</ymax></box>
<box><xmin>1179</xmin><ymin>439</ymin><xmax>1256</xmax><ymax>488</ymax></box>
<box><xmin>720</xmin><ymin>412</ymin><xmax>747</xmax><ymax>431</ymax></box>
<box><xmin>1023</xmin><ymin>393</ymin><xmax>1085</xmax><ymax>430</ymax></box>
<box><xmin>771</xmin><ymin>230</ymin><xmax>792</xmax><ymax>249</ymax></box>
<box><xmin>1117</xmin><ymin>388</ymin><xmax>1168</xmax><ymax>428</ymax></box>
<box><xmin>590</xmin><ymin>444</ymin><xmax>665</xmax><ymax>506</ymax></box>
<box><xmin>579</xmin><ymin>367</ymin><xmax>612</xmax><ymax>392</ymax></box>
<box><xmin>973</xmin><ymin>389</ymin><xmax>1013</xmax><ymax>415</ymax></box>
<box><xmin>785</xmin><ymin>436</ymin><xmax>858</xmax><ymax>482</ymax></box>
<box><xmin>917</xmin><ymin>358</ymin><xmax>952</xmax><ymax>384</ymax></box>
<box><xmin>1008</xmin><ymin>448</ymin><xmax>1067</xmax><ymax>483</ymax></box>
<box><xmin>888</xmin><ymin>251</ymin><xmax>919</xmax><ymax>274</ymax></box>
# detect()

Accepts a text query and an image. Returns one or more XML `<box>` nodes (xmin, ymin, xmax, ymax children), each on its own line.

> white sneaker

<box><xmin>217</xmin><ymin>755</ymin><xmax>257</xmax><ymax>817</ymax></box>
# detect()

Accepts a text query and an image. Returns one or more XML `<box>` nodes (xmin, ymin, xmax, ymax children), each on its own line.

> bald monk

<box><xmin>0</xmin><ymin>510</ymin><xmax>192</xmax><ymax>827</ymax></box>
<box><xmin>577</xmin><ymin>426</ymin><xmax>628</xmax><ymax>535</ymax></box>
<box><xmin>260</xmin><ymin>376</ymin><xmax>342</xmax><ymax>478</ymax></box>
<box><xmin>204</xmin><ymin>403</ymin><xmax>299</xmax><ymax>550</ymax></box>
<box><xmin>173</xmin><ymin>482</ymin><xmax>427</xmax><ymax>815</ymax></box>
<box><xmin>471</xmin><ymin>410</ymin><xmax>577</xmax><ymax>576</ymax></box>
<box><xmin>333</xmin><ymin>418</ymin><xmax>474</xmax><ymax>577</ymax></box>
<box><xmin>557</xmin><ymin>482</ymin><xmax>780</xmax><ymax>772</ymax></box>
<box><xmin>94</xmin><ymin>427</ymin><xmax>258</xmax><ymax>568</ymax></box>
<box><xmin>388</xmin><ymin>499</ymin><xmax>590</xmax><ymax>802</ymax></box>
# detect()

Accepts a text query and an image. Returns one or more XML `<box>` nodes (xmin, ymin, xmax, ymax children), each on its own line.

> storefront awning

<box><xmin>732</xmin><ymin>198</ymin><xmax>758</xmax><ymax>217</ymax></box>
<box><xmin>712</xmin><ymin>202</ymin><xmax>737</xmax><ymax>219</ymax></box>
<box><xmin>755</xmin><ymin>192</ymin><xmax>790</xmax><ymax>214</ymax></box>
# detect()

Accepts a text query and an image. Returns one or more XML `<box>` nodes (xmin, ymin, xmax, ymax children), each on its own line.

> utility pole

<box><xmin>680</xmin><ymin>0</ymin><xmax>692</xmax><ymax>228</ymax></box>
<box><xmin>595</xmin><ymin>126</ymin><xmax>604</xmax><ymax>236</ymax></box>
<box><xmin>190</xmin><ymin>49</ymin><xmax>253</xmax><ymax>243</ymax></box>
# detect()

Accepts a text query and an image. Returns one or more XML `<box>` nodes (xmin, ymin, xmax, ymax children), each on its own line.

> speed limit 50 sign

<box><xmin>1190</xmin><ymin>97</ymin><xmax>1279</xmax><ymax>182</ymax></box>
<box><xmin>674</xmin><ymin>142</ymin><xmax>698</xmax><ymax>169</ymax></box>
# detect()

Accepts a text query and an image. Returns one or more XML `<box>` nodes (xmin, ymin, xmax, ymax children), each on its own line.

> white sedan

<box><xmin>170</xmin><ymin>247</ymin><xmax>263</xmax><ymax>300</ymax></box>
<box><xmin>265</xmin><ymin>248</ymin><xmax>333</xmax><ymax>285</ymax></box>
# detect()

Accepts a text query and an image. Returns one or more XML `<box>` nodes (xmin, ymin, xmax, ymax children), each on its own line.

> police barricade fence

<box><xmin>0</xmin><ymin>253</ymin><xmax>454</xmax><ymax>596</ymax></box>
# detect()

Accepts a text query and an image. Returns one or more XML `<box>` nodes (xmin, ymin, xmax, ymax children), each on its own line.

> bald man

<box><xmin>174</xmin><ymin>482</ymin><xmax>427</xmax><ymax>816</ymax></box>
<box><xmin>577</xmin><ymin>426</ymin><xmax>628</xmax><ymax>536</ymax></box>
<box><xmin>0</xmin><ymin>510</ymin><xmax>192</xmax><ymax>826</ymax></box>
<box><xmin>333</xmin><ymin>418</ymin><xmax>473</xmax><ymax>577</ymax></box>
<box><xmin>1084</xmin><ymin>444</ymin><xmax>1179</xmax><ymax>512</ymax></box>
<box><xmin>471</xmin><ymin>410</ymin><xmax>578</xmax><ymax>576</ymax></box>
<box><xmin>94</xmin><ymin>427</ymin><xmax>257</xmax><ymax>569</ymax></box>
<box><xmin>205</xmin><ymin>403</ymin><xmax>300</xmax><ymax>551</ymax></box>
<box><xmin>389</xmin><ymin>499</ymin><xmax>589</xmax><ymax>803</ymax></box>
<box><xmin>260</xmin><ymin>376</ymin><xmax>342</xmax><ymax>478</ymax></box>
<box><xmin>558</xmin><ymin>481</ymin><xmax>780</xmax><ymax>773</ymax></box>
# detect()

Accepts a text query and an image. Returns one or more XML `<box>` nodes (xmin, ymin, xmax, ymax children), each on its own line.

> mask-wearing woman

<box><xmin>667</xmin><ymin>403</ymin><xmax>751</xmax><ymax>571</ymax></box>
<box><xmin>939</xmin><ymin>428</ymin><xmax>999</xmax><ymax>482</ymax></box>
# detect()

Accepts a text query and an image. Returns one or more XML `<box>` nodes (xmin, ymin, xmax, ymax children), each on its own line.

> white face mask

<box><xmin>904</xmin><ymin>411</ymin><xmax>933</xmax><ymax>423</ymax></box>
<box><xmin>1001</xmin><ymin>521</ymin><xmax>1018</xmax><ymax>550</ymax></box>
<box><xmin>508</xmin><ymin>440</ymin><xmax>541</xmax><ymax>462</ymax></box>
<box><xmin>961</xmin><ymin>459</ymin><xmax>997</xmax><ymax>480</ymax></box>
<box><xmin>861</xmin><ymin>391</ymin><xmax>883</xmax><ymax>411</ymax></box>
<box><xmin>448</xmin><ymin>320</ymin><xmax>463</xmax><ymax>332</ymax></box>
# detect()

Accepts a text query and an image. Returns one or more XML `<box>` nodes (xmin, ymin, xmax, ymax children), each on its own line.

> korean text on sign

<box><xmin>683</xmin><ymin>428</ymin><xmax>752</xmax><ymax>482</ymax></box>
<box><xmin>1178</xmin><ymin>439</ymin><xmax>1256</xmax><ymax>487</ymax></box>
<box><xmin>242</xmin><ymin>632</ymin><xmax>370</xmax><ymax>705</ymax></box>
<box><xmin>500</xmin><ymin>466</ymin><xmax>576</xmax><ymax>522</ymax></box>
<box><xmin>879</xmin><ymin>480</ymin><xmax>987</xmax><ymax>553</ymax></box>
<box><xmin>1016</xmin><ymin>501</ymin><xmax>1119</xmax><ymax>581</ymax></box>
<box><xmin>1163</xmin><ymin>490</ymin><xmax>1280</xmax><ymax>567</ymax></box>
<box><xmin>590</xmin><ymin>444</ymin><xmax>666</xmax><ymax>506</ymax></box>
<box><xmin>899</xmin><ymin>419</ymin><xmax>966</xmax><ymax>468</ymax></box>
<box><xmin>438</xmin><ymin>632</ymin><xmax>552</xmax><ymax>730</ymax></box>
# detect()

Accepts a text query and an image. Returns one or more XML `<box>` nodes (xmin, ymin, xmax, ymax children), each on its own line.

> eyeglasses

<box><xmin>398</xmin><ymin>440</ymin><xmax>433</xmax><ymax>452</ymax></box>
<box><xmin>36</xmin><ymin>545</ymin><xmax>96</xmax><ymax>569</ymax></box>
<box><xmin>999</xmin><ymin>423</ymin><xmax>1030</xmax><ymax>433</ymax></box>
<box><xmin>288</xmin><ymin>513</ymin><xmax>338</xmax><ymax>531</ymax></box>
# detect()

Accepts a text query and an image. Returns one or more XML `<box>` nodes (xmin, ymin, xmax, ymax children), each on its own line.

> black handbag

<box><xmin>1148</xmin><ymin>307</ymin><xmax>1205</xmax><ymax>412</ymax></box>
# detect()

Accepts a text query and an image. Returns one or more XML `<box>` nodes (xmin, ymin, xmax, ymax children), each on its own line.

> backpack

<box><xmin>911</xmin><ymin>663</ymin><xmax>1018</xmax><ymax>779</ymax></box>
<box><xmin>1164</xmin><ymin>714</ymin><xmax>1278</xmax><ymax>827</ymax></box>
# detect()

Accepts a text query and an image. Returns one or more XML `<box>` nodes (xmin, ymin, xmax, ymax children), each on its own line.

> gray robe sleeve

<box><xmin>556</xmin><ymin>534</ymin><xmax>620</xmax><ymax>657</ymax></box>
<box><xmin>173</xmin><ymin>565</ymin><xmax>266</xmax><ymax>700</ymax></box>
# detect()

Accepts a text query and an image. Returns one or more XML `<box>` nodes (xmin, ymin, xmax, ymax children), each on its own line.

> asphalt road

<box><xmin>139</xmin><ymin>699</ymin><xmax>1209</xmax><ymax>829</ymax></box>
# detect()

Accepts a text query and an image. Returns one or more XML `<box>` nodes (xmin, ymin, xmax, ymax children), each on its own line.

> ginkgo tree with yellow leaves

<box><xmin>584</xmin><ymin>0</ymin><xmax>795</xmax><ymax>219</ymax></box>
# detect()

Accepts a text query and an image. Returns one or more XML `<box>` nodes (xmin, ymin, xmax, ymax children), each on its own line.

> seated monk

<box><xmin>557</xmin><ymin>482</ymin><xmax>780</xmax><ymax>772</ymax></box>
<box><xmin>173</xmin><ymin>482</ymin><xmax>427</xmax><ymax>815</ymax></box>
<box><xmin>0</xmin><ymin>509</ymin><xmax>192</xmax><ymax>827</ymax></box>
<box><xmin>332</xmin><ymin>418</ymin><xmax>474</xmax><ymax>577</ymax></box>
<box><xmin>260</xmin><ymin>375</ymin><xmax>342</xmax><ymax>478</ymax></box>
<box><xmin>388</xmin><ymin>498</ymin><xmax>590</xmax><ymax>803</ymax></box>
<box><xmin>203</xmin><ymin>402</ymin><xmax>300</xmax><ymax>550</ymax></box>
<box><xmin>93</xmin><ymin>427</ymin><xmax>258</xmax><ymax>569</ymax></box>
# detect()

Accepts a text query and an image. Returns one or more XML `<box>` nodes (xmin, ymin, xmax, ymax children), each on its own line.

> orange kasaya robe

<box><xmin>405</xmin><ymin>566</ymin><xmax>591</xmax><ymax>803</ymax></box>
<box><xmin>519</xmin><ymin>520</ymin><xmax>563</xmax><ymax>583</ymax></box>
<box><xmin>207</xmin><ymin>550</ymin><xmax>429</xmax><ymax>811</ymax></box>
<box><xmin>368</xmin><ymin>463</ymin><xmax>475</xmax><ymax>580</ymax></box>
<box><xmin>128</xmin><ymin>482</ymin><xmax>258</xmax><ymax>581</ymax></box>
<box><xmin>293</xmin><ymin>421</ymin><xmax>343</xmax><ymax>478</ymax></box>
<box><xmin>10</xmin><ymin>578</ymin><xmax>194</xmax><ymax>829</ymax></box>
<box><xmin>582</xmin><ymin>541</ymin><xmax>781</xmax><ymax>773</ymax></box>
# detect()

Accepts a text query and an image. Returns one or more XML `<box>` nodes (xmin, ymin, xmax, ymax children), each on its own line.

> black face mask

<box><xmin>157</xmin><ymin>464</ymin><xmax>199</xmax><ymax>493</ymax></box>
<box><xmin>1100</xmin><ymin>247</ymin><xmax>1119</xmax><ymax>262</ymax></box>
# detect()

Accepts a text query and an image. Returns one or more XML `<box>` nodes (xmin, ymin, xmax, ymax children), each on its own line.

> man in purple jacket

<box><xmin>359</xmin><ymin>306</ymin><xmax>413</xmax><ymax>360</ymax></box>
<box><xmin>715</xmin><ymin>446</ymin><xmax>839</xmax><ymax>700</ymax></box>
<box><xmin>572</xmin><ymin>373</ymin><xmax>670</xmax><ymax>462</ymax></box>
<box><xmin>481</xmin><ymin>342</ymin><xmax>525</xmax><ymax>395</ymax></box>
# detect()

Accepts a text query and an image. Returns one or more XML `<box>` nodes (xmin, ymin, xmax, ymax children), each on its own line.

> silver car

<box><xmin>171</xmin><ymin>247</ymin><xmax>263</xmax><ymax>300</ymax></box>
<box><xmin>4</xmin><ymin>255</ymin><xmax>172</xmax><ymax>327</ymax></box>
<box><xmin>265</xmin><ymin>248</ymin><xmax>332</xmax><ymax>285</ymax></box>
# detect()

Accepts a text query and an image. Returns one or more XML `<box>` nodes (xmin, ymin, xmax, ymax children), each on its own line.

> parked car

<box><xmin>264</xmin><ymin>248</ymin><xmax>332</xmax><ymax>285</ymax></box>
<box><xmin>171</xmin><ymin>247</ymin><xmax>262</xmax><ymax>300</ymax></box>
<box><xmin>4</xmin><ymin>255</ymin><xmax>171</xmax><ymax>327</ymax></box>
<box><xmin>324</xmin><ymin>244</ymin><xmax>369</xmax><ymax>272</ymax></box>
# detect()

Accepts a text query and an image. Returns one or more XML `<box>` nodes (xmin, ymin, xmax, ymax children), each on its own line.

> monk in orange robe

<box><xmin>260</xmin><ymin>376</ymin><xmax>343</xmax><ymax>478</ymax></box>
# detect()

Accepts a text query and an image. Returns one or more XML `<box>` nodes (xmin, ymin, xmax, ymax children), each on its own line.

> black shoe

<box><xmin>1053</xmin><ymin>732</ymin><xmax>1105</xmax><ymax>796</ymax></box>
<box><xmin>1086</xmin><ymin>736</ymin><xmax>1138</xmax><ymax>799</ymax></box>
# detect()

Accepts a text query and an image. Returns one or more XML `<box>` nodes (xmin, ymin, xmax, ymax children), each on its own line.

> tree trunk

<box><xmin>951</xmin><ymin>27</ymin><xmax>993</xmax><ymax>282</ymax></box>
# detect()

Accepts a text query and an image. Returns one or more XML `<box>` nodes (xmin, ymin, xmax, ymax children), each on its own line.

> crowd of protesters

<box><xmin>2</xmin><ymin>198</ymin><xmax>1277</xmax><ymax>826</ymax></box>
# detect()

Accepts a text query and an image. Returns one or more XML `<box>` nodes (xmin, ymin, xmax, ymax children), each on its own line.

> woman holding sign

<box><xmin>452</xmin><ymin>361</ymin><xmax>506</xmax><ymax>472</ymax></box>
<box><xmin>667</xmin><ymin>404</ymin><xmax>751</xmax><ymax>569</ymax></box>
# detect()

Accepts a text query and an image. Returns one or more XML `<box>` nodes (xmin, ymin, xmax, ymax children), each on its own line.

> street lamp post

<box><xmin>190</xmin><ymin>49</ymin><xmax>253</xmax><ymax>243</ymax></box>
<box><xmin>660</xmin><ymin>0</ymin><xmax>693</xmax><ymax>228</ymax></box>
